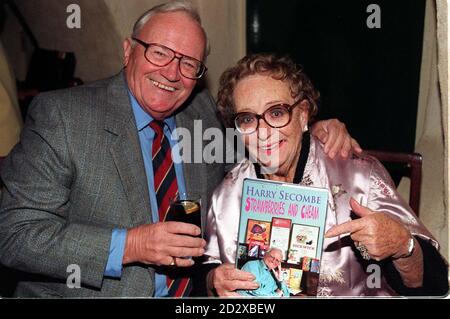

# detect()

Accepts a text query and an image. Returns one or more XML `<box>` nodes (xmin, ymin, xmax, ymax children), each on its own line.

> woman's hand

<box><xmin>325</xmin><ymin>198</ymin><xmax>412</xmax><ymax>260</ymax></box>
<box><xmin>207</xmin><ymin>263</ymin><xmax>259</xmax><ymax>297</ymax></box>
<box><xmin>325</xmin><ymin>198</ymin><xmax>424</xmax><ymax>287</ymax></box>
<box><xmin>310</xmin><ymin>119</ymin><xmax>362</xmax><ymax>159</ymax></box>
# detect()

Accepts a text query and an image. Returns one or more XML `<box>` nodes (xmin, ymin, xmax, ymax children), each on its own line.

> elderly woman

<box><xmin>204</xmin><ymin>53</ymin><xmax>448</xmax><ymax>297</ymax></box>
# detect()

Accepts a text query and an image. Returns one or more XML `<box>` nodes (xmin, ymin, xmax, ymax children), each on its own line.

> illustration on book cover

<box><xmin>236</xmin><ymin>178</ymin><xmax>328</xmax><ymax>297</ymax></box>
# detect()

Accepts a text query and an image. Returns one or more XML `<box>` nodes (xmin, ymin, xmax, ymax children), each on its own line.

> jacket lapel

<box><xmin>175</xmin><ymin>103</ymin><xmax>201</xmax><ymax>198</ymax></box>
<box><xmin>104</xmin><ymin>72</ymin><xmax>152</xmax><ymax>226</ymax></box>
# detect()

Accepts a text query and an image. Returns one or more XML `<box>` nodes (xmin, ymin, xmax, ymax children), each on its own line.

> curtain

<box><xmin>401</xmin><ymin>0</ymin><xmax>448</xmax><ymax>260</ymax></box>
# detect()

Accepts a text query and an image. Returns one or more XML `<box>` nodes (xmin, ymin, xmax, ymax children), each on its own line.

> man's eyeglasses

<box><xmin>234</xmin><ymin>99</ymin><xmax>303</xmax><ymax>135</ymax></box>
<box><xmin>267</xmin><ymin>254</ymin><xmax>282</xmax><ymax>264</ymax></box>
<box><xmin>132</xmin><ymin>37</ymin><xmax>207</xmax><ymax>80</ymax></box>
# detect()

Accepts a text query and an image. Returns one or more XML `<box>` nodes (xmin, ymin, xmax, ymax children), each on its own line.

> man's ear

<box><xmin>123</xmin><ymin>38</ymin><xmax>133</xmax><ymax>67</ymax></box>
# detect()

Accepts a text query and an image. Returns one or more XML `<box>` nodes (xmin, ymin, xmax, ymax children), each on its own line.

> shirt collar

<box><xmin>260</xmin><ymin>259</ymin><xmax>269</xmax><ymax>271</ymax></box>
<box><xmin>128</xmin><ymin>90</ymin><xmax>176</xmax><ymax>132</ymax></box>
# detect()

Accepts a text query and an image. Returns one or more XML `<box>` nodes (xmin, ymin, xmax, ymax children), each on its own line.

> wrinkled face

<box><xmin>264</xmin><ymin>249</ymin><xmax>283</xmax><ymax>270</ymax></box>
<box><xmin>233</xmin><ymin>74</ymin><xmax>309</xmax><ymax>176</ymax></box>
<box><xmin>123</xmin><ymin>12</ymin><xmax>206</xmax><ymax>120</ymax></box>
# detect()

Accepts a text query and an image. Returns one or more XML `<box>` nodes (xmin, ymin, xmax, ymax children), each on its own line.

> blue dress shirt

<box><xmin>104</xmin><ymin>91</ymin><xmax>187</xmax><ymax>297</ymax></box>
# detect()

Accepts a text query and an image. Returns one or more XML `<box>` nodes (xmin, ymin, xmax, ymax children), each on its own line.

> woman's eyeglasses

<box><xmin>234</xmin><ymin>100</ymin><xmax>303</xmax><ymax>135</ymax></box>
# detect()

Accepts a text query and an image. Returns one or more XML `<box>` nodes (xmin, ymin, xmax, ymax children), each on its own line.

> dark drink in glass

<box><xmin>167</xmin><ymin>195</ymin><xmax>202</xmax><ymax>238</ymax></box>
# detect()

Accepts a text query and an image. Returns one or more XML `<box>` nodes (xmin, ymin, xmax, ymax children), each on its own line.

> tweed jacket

<box><xmin>0</xmin><ymin>72</ymin><xmax>226</xmax><ymax>297</ymax></box>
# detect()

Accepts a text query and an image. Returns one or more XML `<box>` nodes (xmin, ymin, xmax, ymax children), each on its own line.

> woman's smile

<box><xmin>258</xmin><ymin>139</ymin><xmax>286</xmax><ymax>156</ymax></box>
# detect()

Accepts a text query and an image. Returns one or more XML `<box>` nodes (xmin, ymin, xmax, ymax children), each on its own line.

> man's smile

<box><xmin>150</xmin><ymin>79</ymin><xmax>177</xmax><ymax>92</ymax></box>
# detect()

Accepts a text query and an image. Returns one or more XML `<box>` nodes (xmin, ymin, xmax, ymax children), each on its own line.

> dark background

<box><xmin>0</xmin><ymin>0</ymin><xmax>428</xmax><ymax>297</ymax></box>
<box><xmin>247</xmin><ymin>0</ymin><xmax>426</xmax><ymax>153</ymax></box>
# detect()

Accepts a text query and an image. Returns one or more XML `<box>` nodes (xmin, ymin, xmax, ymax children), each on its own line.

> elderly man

<box><xmin>0</xmin><ymin>1</ymin><xmax>358</xmax><ymax>297</ymax></box>
<box><xmin>238</xmin><ymin>248</ymin><xmax>290</xmax><ymax>297</ymax></box>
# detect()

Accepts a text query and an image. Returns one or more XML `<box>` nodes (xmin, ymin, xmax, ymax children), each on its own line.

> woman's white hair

<box><xmin>131</xmin><ymin>0</ymin><xmax>210</xmax><ymax>58</ymax></box>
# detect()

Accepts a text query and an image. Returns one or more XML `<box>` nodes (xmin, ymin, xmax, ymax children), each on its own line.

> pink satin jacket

<box><xmin>204</xmin><ymin>136</ymin><xmax>439</xmax><ymax>296</ymax></box>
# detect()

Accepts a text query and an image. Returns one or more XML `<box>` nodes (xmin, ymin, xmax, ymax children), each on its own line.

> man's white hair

<box><xmin>131</xmin><ymin>0</ymin><xmax>210</xmax><ymax>58</ymax></box>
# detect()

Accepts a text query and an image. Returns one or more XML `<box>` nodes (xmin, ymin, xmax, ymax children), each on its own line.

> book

<box><xmin>287</xmin><ymin>249</ymin><xmax>300</xmax><ymax>264</ymax></box>
<box><xmin>290</xmin><ymin>224</ymin><xmax>319</xmax><ymax>259</ymax></box>
<box><xmin>245</xmin><ymin>219</ymin><xmax>271</xmax><ymax>246</ymax></box>
<box><xmin>247</xmin><ymin>242</ymin><xmax>260</xmax><ymax>258</ymax></box>
<box><xmin>288</xmin><ymin>268</ymin><xmax>303</xmax><ymax>295</ymax></box>
<box><xmin>280</xmin><ymin>267</ymin><xmax>291</xmax><ymax>285</ymax></box>
<box><xmin>236</xmin><ymin>178</ymin><xmax>328</xmax><ymax>297</ymax></box>
<box><xmin>269</xmin><ymin>217</ymin><xmax>292</xmax><ymax>260</ymax></box>
<box><xmin>238</xmin><ymin>243</ymin><xmax>248</xmax><ymax>259</ymax></box>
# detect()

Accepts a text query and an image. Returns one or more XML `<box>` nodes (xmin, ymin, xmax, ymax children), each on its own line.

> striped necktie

<box><xmin>149</xmin><ymin>121</ymin><xmax>192</xmax><ymax>297</ymax></box>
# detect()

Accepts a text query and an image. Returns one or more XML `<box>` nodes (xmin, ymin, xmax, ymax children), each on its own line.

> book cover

<box><xmin>269</xmin><ymin>217</ymin><xmax>292</xmax><ymax>260</ymax></box>
<box><xmin>290</xmin><ymin>224</ymin><xmax>319</xmax><ymax>259</ymax></box>
<box><xmin>280</xmin><ymin>267</ymin><xmax>291</xmax><ymax>286</ymax></box>
<box><xmin>238</xmin><ymin>243</ymin><xmax>248</xmax><ymax>259</ymax></box>
<box><xmin>245</xmin><ymin>219</ymin><xmax>271</xmax><ymax>246</ymax></box>
<box><xmin>236</xmin><ymin>178</ymin><xmax>328</xmax><ymax>297</ymax></box>
<box><xmin>288</xmin><ymin>268</ymin><xmax>303</xmax><ymax>295</ymax></box>
<box><xmin>247</xmin><ymin>242</ymin><xmax>260</xmax><ymax>258</ymax></box>
<box><xmin>287</xmin><ymin>249</ymin><xmax>300</xmax><ymax>264</ymax></box>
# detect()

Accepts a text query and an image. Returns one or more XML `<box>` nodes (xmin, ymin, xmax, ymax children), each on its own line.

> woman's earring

<box><xmin>303</xmin><ymin>123</ymin><xmax>308</xmax><ymax>132</ymax></box>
